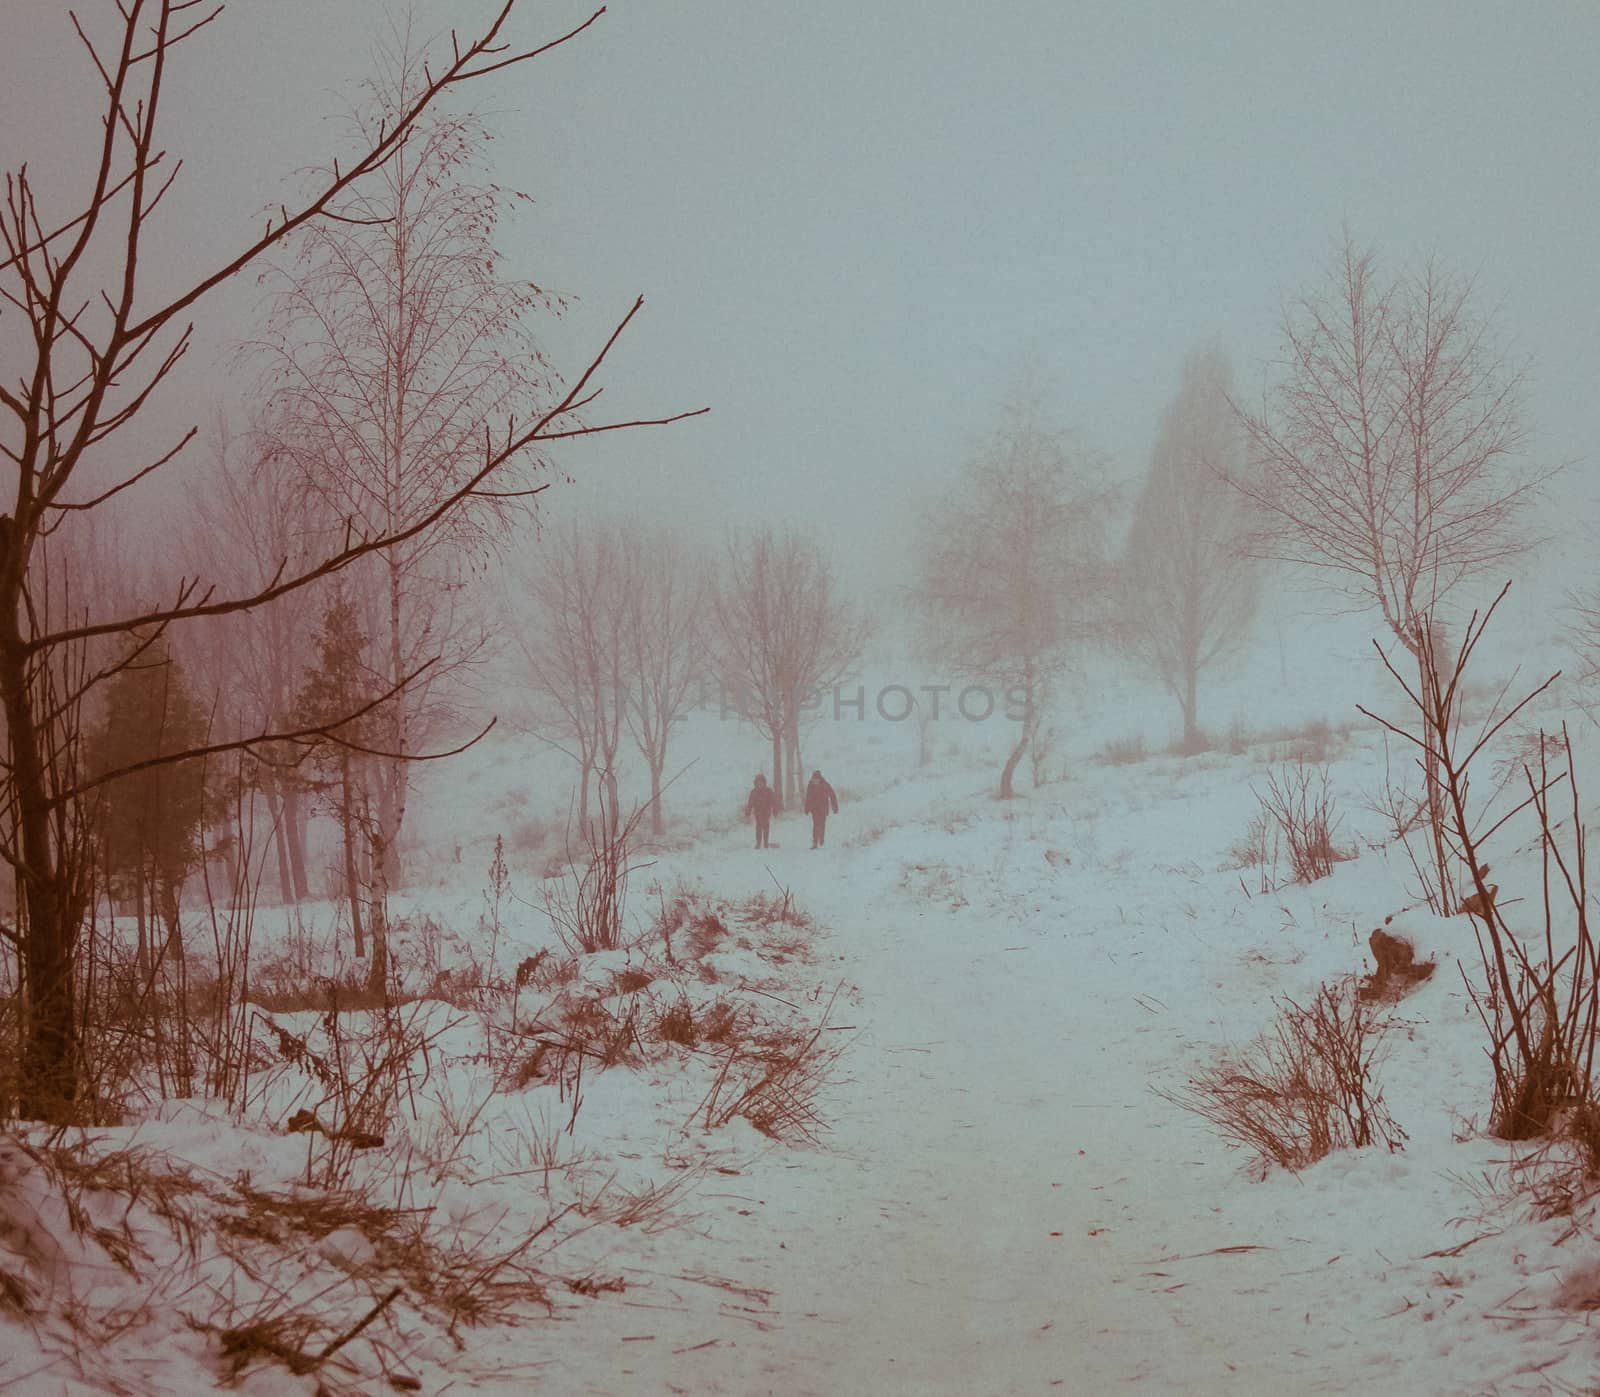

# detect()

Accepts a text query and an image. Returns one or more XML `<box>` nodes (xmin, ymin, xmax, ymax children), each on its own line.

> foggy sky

<box><xmin>2</xmin><ymin>0</ymin><xmax>1596</xmax><ymax>622</ymax></box>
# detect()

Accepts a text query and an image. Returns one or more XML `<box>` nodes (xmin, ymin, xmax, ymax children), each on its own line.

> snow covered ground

<box><xmin>4</xmin><ymin>651</ymin><xmax>1600</xmax><ymax>1396</ymax></box>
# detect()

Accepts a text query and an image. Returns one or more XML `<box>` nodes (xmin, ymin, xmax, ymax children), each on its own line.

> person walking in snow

<box><xmin>746</xmin><ymin>772</ymin><xmax>779</xmax><ymax>849</ymax></box>
<box><xmin>804</xmin><ymin>769</ymin><xmax>838</xmax><ymax>849</ymax></box>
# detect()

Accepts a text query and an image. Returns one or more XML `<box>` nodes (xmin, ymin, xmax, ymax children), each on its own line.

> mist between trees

<box><xmin>0</xmin><ymin>0</ymin><xmax>1560</xmax><ymax>1129</ymax></box>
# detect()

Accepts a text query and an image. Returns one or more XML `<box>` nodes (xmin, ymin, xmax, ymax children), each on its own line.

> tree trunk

<box><xmin>134</xmin><ymin>861</ymin><xmax>150</xmax><ymax>979</ymax></box>
<box><xmin>1419</xmin><ymin>621</ymin><xmax>1457</xmax><ymax>912</ymax></box>
<box><xmin>341</xmin><ymin>754</ymin><xmax>366</xmax><ymax>958</ymax></box>
<box><xmin>999</xmin><ymin>729</ymin><xmax>1030</xmax><ymax>799</ymax></box>
<box><xmin>160</xmin><ymin>877</ymin><xmax>183</xmax><ymax>965</ymax></box>
<box><xmin>365</xmin><ymin>826</ymin><xmax>389</xmax><ymax>999</ymax></box>
<box><xmin>382</xmin><ymin>505</ymin><xmax>408</xmax><ymax>891</ymax></box>
<box><xmin>648</xmin><ymin>760</ymin><xmax>663</xmax><ymax>835</ymax></box>
<box><xmin>267</xmin><ymin>782</ymin><xmax>295</xmax><ymax>908</ymax></box>
<box><xmin>1</xmin><ymin>618</ymin><xmax>83</xmax><ymax>1120</ymax></box>
<box><xmin>225</xmin><ymin>829</ymin><xmax>244</xmax><ymax>911</ymax></box>
<box><xmin>770</xmin><ymin>730</ymin><xmax>784</xmax><ymax>808</ymax></box>
<box><xmin>1001</xmin><ymin>671</ymin><xmax>1040</xmax><ymax>799</ymax></box>
<box><xmin>1182</xmin><ymin>664</ymin><xmax>1200</xmax><ymax>754</ymax></box>
<box><xmin>366</xmin><ymin>898</ymin><xmax>389</xmax><ymax>997</ymax></box>
<box><xmin>376</xmin><ymin>767</ymin><xmax>403</xmax><ymax>885</ymax></box>
<box><xmin>786</xmin><ymin>711</ymin><xmax>803</xmax><ymax>800</ymax></box>
<box><xmin>284</xmin><ymin>782</ymin><xmax>311</xmax><ymax>901</ymax></box>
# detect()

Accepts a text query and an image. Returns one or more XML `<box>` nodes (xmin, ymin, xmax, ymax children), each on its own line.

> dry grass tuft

<box><xmin>15</xmin><ymin>1135</ymin><xmax>207</xmax><ymax>1278</ymax></box>
<box><xmin>737</xmin><ymin>885</ymin><xmax>812</xmax><ymax>932</ymax></box>
<box><xmin>656</xmin><ymin>995</ymin><xmax>697</xmax><ymax>1046</ymax></box>
<box><xmin>696</xmin><ymin>990</ymin><xmax>845</xmax><ymax>1144</ymax></box>
<box><xmin>583</xmin><ymin>1168</ymin><xmax>702</xmax><ymax>1235</ymax></box>
<box><xmin>1096</xmin><ymin>735</ymin><xmax>1147</xmax><ymax>767</ymax></box>
<box><xmin>611</xmin><ymin>967</ymin><xmax>655</xmax><ymax>996</ymax></box>
<box><xmin>1159</xmin><ymin>978</ymin><xmax>1406</xmax><ymax>1172</ymax></box>
<box><xmin>686</xmin><ymin>914</ymin><xmax>729</xmax><ymax>960</ymax></box>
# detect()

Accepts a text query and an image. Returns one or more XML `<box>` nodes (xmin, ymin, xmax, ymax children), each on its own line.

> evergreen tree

<box><xmin>294</xmin><ymin>590</ymin><xmax>388</xmax><ymax>988</ymax></box>
<box><xmin>86</xmin><ymin>639</ymin><xmax>211</xmax><ymax>972</ymax></box>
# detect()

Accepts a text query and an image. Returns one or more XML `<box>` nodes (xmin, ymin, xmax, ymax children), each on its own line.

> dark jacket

<box><xmin>804</xmin><ymin>775</ymin><xmax>838</xmax><ymax>817</ymax></box>
<box><xmin>747</xmin><ymin>781</ymin><xmax>780</xmax><ymax>819</ymax></box>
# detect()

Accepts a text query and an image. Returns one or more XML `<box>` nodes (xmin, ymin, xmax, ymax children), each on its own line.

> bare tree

<box><xmin>1235</xmin><ymin>234</ymin><xmax>1538</xmax><ymax>640</ymax></box>
<box><xmin>713</xmin><ymin>528</ymin><xmax>863</xmax><ymax>806</ymax></box>
<box><xmin>776</xmin><ymin>535</ymin><xmax>868</xmax><ymax>798</ymax></box>
<box><xmin>1118</xmin><ymin>343</ymin><xmax>1259</xmax><ymax>751</ymax></box>
<box><xmin>188</xmin><ymin>426</ymin><xmax>321</xmax><ymax>906</ymax></box>
<box><xmin>1233</xmin><ymin>233</ymin><xmax>1541</xmax><ymax>899</ymax></box>
<box><xmin>915</xmin><ymin>386</ymin><xmax>1110</xmax><ymax>799</ymax></box>
<box><xmin>0</xmin><ymin>1</ymin><xmax>699</xmax><ymax>1120</ymax></box>
<box><xmin>618</xmin><ymin>525</ymin><xmax>706</xmax><ymax>835</ymax></box>
<box><xmin>257</xmin><ymin>25</ymin><xmax>556</xmax><ymax>935</ymax></box>
<box><xmin>513</xmin><ymin>522</ymin><xmax>630</xmax><ymax>835</ymax></box>
<box><xmin>712</xmin><ymin>532</ymin><xmax>786</xmax><ymax>803</ymax></box>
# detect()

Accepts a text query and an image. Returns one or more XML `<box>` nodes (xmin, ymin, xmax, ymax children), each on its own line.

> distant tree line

<box><xmin>906</xmin><ymin>232</ymin><xmax>1546</xmax><ymax>804</ymax></box>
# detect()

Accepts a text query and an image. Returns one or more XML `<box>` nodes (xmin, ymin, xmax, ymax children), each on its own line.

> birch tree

<box><xmin>258</xmin><ymin>30</ymin><xmax>554</xmax><ymax>910</ymax></box>
<box><xmin>1234</xmin><ymin>236</ymin><xmax>1534</xmax><ymax>639</ymax></box>
<box><xmin>618</xmin><ymin>525</ymin><xmax>706</xmax><ymax>835</ymax></box>
<box><xmin>1118</xmin><ymin>343</ymin><xmax>1259</xmax><ymax>751</ymax></box>
<box><xmin>1233</xmin><ymin>234</ymin><xmax>1539</xmax><ymax>900</ymax></box>
<box><xmin>916</xmin><ymin>389</ymin><xmax>1110</xmax><ymax>799</ymax></box>
<box><xmin>713</xmin><ymin>529</ymin><xmax>863</xmax><ymax>806</ymax></box>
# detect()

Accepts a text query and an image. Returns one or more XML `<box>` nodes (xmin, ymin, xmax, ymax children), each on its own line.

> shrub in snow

<box><xmin>1159</xmin><ymin>977</ymin><xmax>1406</xmax><ymax>1173</ymax></box>
<box><xmin>1249</xmin><ymin>760</ymin><xmax>1350</xmax><ymax>883</ymax></box>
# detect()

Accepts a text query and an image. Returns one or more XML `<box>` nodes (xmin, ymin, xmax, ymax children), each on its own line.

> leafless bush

<box><xmin>1160</xmin><ymin>978</ymin><xmax>1405</xmax><ymax>1171</ymax></box>
<box><xmin>255</xmin><ymin>992</ymin><xmax>447</xmax><ymax>1188</ymax></box>
<box><xmin>1360</xmin><ymin>744</ymin><xmax>1430</xmax><ymax>845</ymax></box>
<box><xmin>51</xmin><ymin>770</ymin><xmax>287</xmax><ymax>1124</ymax></box>
<box><xmin>540</xmin><ymin>797</ymin><xmax>651</xmax><ymax>955</ymax></box>
<box><xmin>1251</xmin><ymin>760</ymin><xmax>1347</xmax><ymax>883</ymax></box>
<box><xmin>388</xmin><ymin>911</ymin><xmax>450</xmax><ymax>994</ymax></box>
<box><xmin>1358</xmin><ymin>585</ymin><xmax>1595</xmax><ymax>1145</ymax></box>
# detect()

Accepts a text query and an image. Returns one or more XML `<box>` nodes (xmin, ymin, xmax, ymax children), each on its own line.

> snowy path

<box><xmin>532</xmin><ymin>816</ymin><xmax>1412</xmax><ymax>1396</ymax></box>
<box><xmin>450</xmin><ymin>756</ymin><xmax>1600</xmax><ymax>1397</ymax></box>
<box><xmin>710</xmin><ymin>842</ymin><xmax>1320</xmax><ymax>1397</ymax></box>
